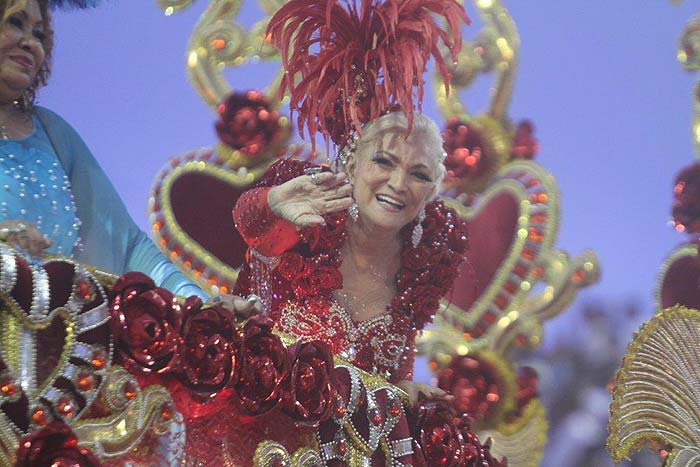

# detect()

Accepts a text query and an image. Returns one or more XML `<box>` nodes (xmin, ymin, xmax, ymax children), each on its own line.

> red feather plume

<box><xmin>267</xmin><ymin>0</ymin><xmax>470</xmax><ymax>147</ymax></box>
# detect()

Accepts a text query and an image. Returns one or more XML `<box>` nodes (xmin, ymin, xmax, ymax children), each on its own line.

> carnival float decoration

<box><xmin>607</xmin><ymin>8</ymin><xmax>700</xmax><ymax>466</ymax></box>
<box><xmin>143</xmin><ymin>0</ymin><xmax>599</xmax><ymax>465</ymax></box>
<box><xmin>0</xmin><ymin>0</ymin><xmax>599</xmax><ymax>465</ymax></box>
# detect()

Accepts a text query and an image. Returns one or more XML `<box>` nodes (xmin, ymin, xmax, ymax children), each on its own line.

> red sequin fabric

<box><xmin>233</xmin><ymin>158</ymin><xmax>469</xmax><ymax>383</ymax></box>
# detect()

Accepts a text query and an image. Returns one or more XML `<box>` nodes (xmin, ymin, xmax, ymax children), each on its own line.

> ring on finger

<box><xmin>304</xmin><ymin>167</ymin><xmax>323</xmax><ymax>184</ymax></box>
<box><xmin>246</xmin><ymin>294</ymin><xmax>261</xmax><ymax>304</ymax></box>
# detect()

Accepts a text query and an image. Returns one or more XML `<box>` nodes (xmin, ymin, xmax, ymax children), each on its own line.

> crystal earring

<box><xmin>411</xmin><ymin>208</ymin><xmax>425</xmax><ymax>248</ymax></box>
<box><xmin>348</xmin><ymin>202</ymin><xmax>359</xmax><ymax>222</ymax></box>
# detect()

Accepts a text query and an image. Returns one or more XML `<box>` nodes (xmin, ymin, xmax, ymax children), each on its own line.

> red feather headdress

<box><xmin>267</xmin><ymin>0</ymin><xmax>470</xmax><ymax>148</ymax></box>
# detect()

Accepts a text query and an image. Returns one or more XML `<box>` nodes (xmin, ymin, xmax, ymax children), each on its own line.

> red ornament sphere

<box><xmin>443</xmin><ymin>118</ymin><xmax>486</xmax><ymax>181</ymax></box>
<box><xmin>672</xmin><ymin>162</ymin><xmax>700</xmax><ymax>234</ymax></box>
<box><xmin>215</xmin><ymin>90</ymin><xmax>282</xmax><ymax>157</ymax></box>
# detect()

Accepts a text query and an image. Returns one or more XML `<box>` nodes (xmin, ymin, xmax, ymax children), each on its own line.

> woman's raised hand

<box><xmin>0</xmin><ymin>220</ymin><xmax>51</xmax><ymax>257</ymax></box>
<box><xmin>267</xmin><ymin>170</ymin><xmax>353</xmax><ymax>228</ymax></box>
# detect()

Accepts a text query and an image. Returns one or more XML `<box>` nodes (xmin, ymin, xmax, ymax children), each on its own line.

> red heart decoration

<box><xmin>150</xmin><ymin>148</ymin><xmax>276</xmax><ymax>294</ymax></box>
<box><xmin>441</xmin><ymin>162</ymin><xmax>557</xmax><ymax>341</ymax></box>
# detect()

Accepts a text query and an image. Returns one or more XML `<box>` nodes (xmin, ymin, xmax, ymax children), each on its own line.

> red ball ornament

<box><xmin>511</xmin><ymin>120</ymin><xmax>539</xmax><ymax>159</ymax></box>
<box><xmin>443</xmin><ymin>118</ymin><xmax>487</xmax><ymax>181</ymax></box>
<box><xmin>672</xmin><ymin>162</ymin><xmax>700</xmax><ymax>234</ymax></box>
<box><xmin>215</xmin><ymin>90</ymin><xmax>282</xmax><ymax>157</ymax></box>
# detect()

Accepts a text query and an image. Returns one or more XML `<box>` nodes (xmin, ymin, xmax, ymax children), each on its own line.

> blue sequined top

<box><xmin>0</xmin><ymin>114</ymin><xmax>81</xmax><ymax>256</ymax></box>
<box><xmin>0</xmin><ymin>107</ymin><xmax>205</xmax><ymax>298</ymax></box>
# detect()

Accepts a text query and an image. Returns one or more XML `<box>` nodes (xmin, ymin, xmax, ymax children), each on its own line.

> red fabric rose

<box><xmin>448</xmin><ymin>220</ymin><xmax>469</xmax><ymax>254</ymax></box>
<box><xmin>456</xmin><ymin>416</ymin><xmax>506</xmax><ymax>466</ymax></box>
<box><xmin>401</xmin><ymin>246</ymin><xmax>432</xmax><ymax>272</ymax></box>
<box><xmin>281</xmin><ymin>340</ymin><xmax>335</xmax><ymax>427</ymax></box>
<box><xmin>404</xmin><ymin>285</ymin><xmax>443</xmax><ymax>328</ymax></box>
<box><xmin>179</xmin><ymin>303</ymin><xmax>241</xmax><ymax>395</ymax></box>
<box><xmin>420</xmin><ymin>213</ymin><xmax>443</xmax><ymax>241</ymax></box>
<box><xmin>277</xmin><ymin>252</ymin><xmax>305</xmax><ymax>281</ymax></box>
<box><xmin>109</xmin><ymin>272</ymin><xmax>184</xmax><ymax>374</ymax></box>
<box><xmin>411</xmin><ymin>400</ymin><xmax>466</xmax><ymax>467</ymax></box>
<box><xmin>292</xmin><ymin>263</ymin><xmax>319</xmax><ymax>298</ymax></box>
<box><xmin>235</xmin><ymin>316</ymin><xmax>291</xmax><ymax>416</ymax></box>
<box><xmin>432</xmin><ymin>261</ymin><xmax>457</xmax><ymax>289</ymax></box>
<box><xmin>300</xmin><ymin>226</ymin><xmax>323</xmax><ymax>253</ymax></box>
<box><xmin>312</xmin><ymin>265</ymin><xmax>343</xmax><ymax>291</ymax></box>
<box><xmin>15</xmin><ymin>422</ymin><xmax>101</xmax><ymax>467</ymax></box>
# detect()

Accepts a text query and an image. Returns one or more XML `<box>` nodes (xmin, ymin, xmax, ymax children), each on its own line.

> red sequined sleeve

<box><xmin>233</xmin><ymin>187</ymin><xmax>300</xmax><ymax>257</ymax></box>
<box><xmin>232</xmin><ymin>158</ymin><xmax>317</xmax><ymax>257</ymax></box>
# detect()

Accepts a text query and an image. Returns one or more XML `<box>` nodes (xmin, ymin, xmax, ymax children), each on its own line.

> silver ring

<box><xmin>304</xmin><ymin>166</ymin><xmax>323</xmax><ymax>185</ymax></box>
<box><xmin>246</xmin><ymin>294</ymin><xmax>261</xmax><ymax>304</ymax></box>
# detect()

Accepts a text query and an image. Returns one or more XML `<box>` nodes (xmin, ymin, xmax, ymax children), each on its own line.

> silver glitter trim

<box><xmin>76</xmin><ymin>303</ymin><xmax>110</xmax><ymax>332</ymax></box>
<box><xmin>390</xmin><ymin>438</ymin><xmax>413</xmax><ymax>458</ymax></box>
<box><xmin>19</xmin><ymin>329</ymin><xmax>35</xmax><ymax>392</ymax></box>
<box><xmin>0</xmin><ymin>244</ymin><xmax>17</xmax><ymax>293</ymax></box>
<box><xmin>29</xmin><ymin>265</ymin><xmax>49</xmax><ymax>319</ymax></box>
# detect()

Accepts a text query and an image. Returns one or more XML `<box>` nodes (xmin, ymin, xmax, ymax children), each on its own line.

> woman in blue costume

<box><xmin>0</xmin><ymin>0</ymin><xmax>205</xmax><ymax>298</ymax></box>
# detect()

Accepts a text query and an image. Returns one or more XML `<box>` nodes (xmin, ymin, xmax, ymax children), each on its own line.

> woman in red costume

<box><xmin>234</xmin><ymin>111</ymin><xmax>465</xmax><ymax>398</ymax></box>
<box><xmin>228</xmin><ymin>0</ymin><xmax>506</xmax><ymax>465</ymax></box>
<box><xmin>234</xmin><ymin>0</ymin><xmax>470</xmax><ymax>399</ymax></box>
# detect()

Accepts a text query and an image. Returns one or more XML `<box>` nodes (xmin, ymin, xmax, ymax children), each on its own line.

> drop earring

<box><xmin>411</xmin><ymin>208</ymin><xmax>425</xmax><ymax>248</ymax></box>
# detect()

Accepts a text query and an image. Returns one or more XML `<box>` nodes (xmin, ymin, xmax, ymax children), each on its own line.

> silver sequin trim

<box><xmin>0</xmin><ymin>244</ymin><xmax>17</xmax><ymax>293</ymax></box>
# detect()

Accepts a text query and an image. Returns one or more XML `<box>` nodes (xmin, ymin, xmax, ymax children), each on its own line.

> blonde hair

<box><xmin>351</xmin><ymin>111</ymin><xmax>446</xmax><ymax>196</ymax></box>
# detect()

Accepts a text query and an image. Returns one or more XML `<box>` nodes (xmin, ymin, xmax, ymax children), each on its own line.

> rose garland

<box><xmin>109</xmin><ymin>272</ymin><xmax>335</xmax><ymax>427</ymax></box>
<box><xmin>108</xmin><ymin>271</ymin><xmax>505</xmax><ymax>466</ymax></box>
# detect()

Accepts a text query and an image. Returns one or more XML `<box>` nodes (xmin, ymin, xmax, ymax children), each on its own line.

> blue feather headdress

<box><xmin>48</xmin><ymin>0</ymin><xmax>103</xmax><ymax>9</ymax></box>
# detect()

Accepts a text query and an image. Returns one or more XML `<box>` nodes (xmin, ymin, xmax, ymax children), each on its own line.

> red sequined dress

<box><xmin>233</xmin><ymin>158</ymin><xmax>469</xmax><ymax>384</ymax></box>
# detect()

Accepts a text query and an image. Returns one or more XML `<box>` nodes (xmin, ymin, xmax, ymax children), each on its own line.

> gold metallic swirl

<box><xmin>291</xmin><ymin>447</ymin><xmax>323</xmax><ymax>466</ymax></box>
<box><xmin>436</xmin><ymin>0</ymin><xmax>519</xmax><ymax>121</ymax></box>
<box><xmin>253</xmin><ymin>440</ymin><xmax>291</xmax><ymax>467</ymax></box>
<box><xmin>168</xmin><ymin>0</ymin><xmax>287</xmax><ymax>110</ymax></box>
<box><xmin>73</xmin><ymin>366</ymin><xmax>177</xmax><ymax>460</ymax></box>
<box><xmin>496</xmin><ymin>249</ymin><xmax>599</xmax><ymax>354</ymax></box>
<box><xmin>186</xmin><ymin>0</ymin><xmax>245</xmax><ymax>108</ymax></box>
<box><xmin>480</xmin><ymin>399</ymin><xmax>548</xmax><ymax>467</ymax></box>
<box><xmin>676</xmin><ymin>16</ymin><xmax>700</xmax><ymax>157</ymax></box>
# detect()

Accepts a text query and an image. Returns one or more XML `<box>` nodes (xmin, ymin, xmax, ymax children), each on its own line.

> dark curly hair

<box><xmin>0</xmin><ymin>0</ymin><xmax>54</xmax><ymax>109</ymax></box>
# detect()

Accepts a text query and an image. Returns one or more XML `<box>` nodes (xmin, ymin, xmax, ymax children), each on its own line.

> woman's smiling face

<box><xmin>0</xmin><ymin>0</ymin><xmax>47</xmax><ymax>102</ymax></box>
<box><xmin>348</xmin><ymin>129</ymin><xmax>440</xmax><ymax>234</ymax></box>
